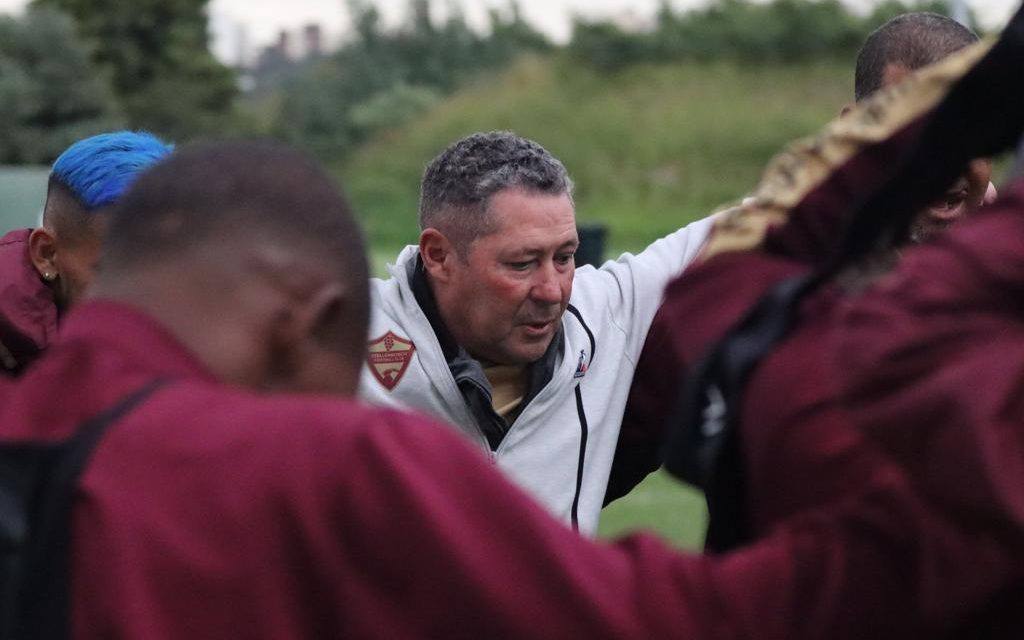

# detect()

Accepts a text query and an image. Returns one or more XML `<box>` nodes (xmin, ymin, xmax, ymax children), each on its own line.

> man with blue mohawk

<box><xmin>0</xmin><ymin>131</ymin><xmax>172</xmax><ymax>375</ymax></box>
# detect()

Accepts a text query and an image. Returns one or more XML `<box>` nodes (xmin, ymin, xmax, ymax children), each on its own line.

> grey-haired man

<box><xmin>360</xmin><ymin>131</ymin><xmax>712</xmax><ymax>533</ymax></box>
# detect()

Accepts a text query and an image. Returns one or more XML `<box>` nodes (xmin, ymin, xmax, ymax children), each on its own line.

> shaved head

<box><xmin>103</xmin><ymin>141</ymin><xmax>368</xmax><ymax>294</ymax></box>
<box><xmin>41</xmin><ymin>179</ymin><xmax>99</xmax><ymax>247</ymax></box>
<box><xmin>854</xmin><ymin>13</ymin><xmax>978</xmax><ymax>101</ymax></box>
<box><xmin>97</xmin><ymin>140</ymin><xmax>371</xmax><ymax>392</ymax></box>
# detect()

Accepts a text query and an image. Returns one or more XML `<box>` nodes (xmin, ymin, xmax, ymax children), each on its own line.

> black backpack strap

<box><xmin>14</xmin><ymin>378</ymin><xmax>170</xmax><ymax>640</ymax></box>
<box><xmin>662</xmin><ymin>275</ymin><xmax>814</xmax><ymax>553</ymax></box>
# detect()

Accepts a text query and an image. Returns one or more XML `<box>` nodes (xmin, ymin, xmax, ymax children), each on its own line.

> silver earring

<box><xmin>43</xmin><ymin>272</ymin><xmax>55</xmax><ymax>281</ymax></box>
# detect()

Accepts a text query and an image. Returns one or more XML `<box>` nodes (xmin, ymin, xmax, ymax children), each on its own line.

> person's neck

<box><xmin>409</xmin><ymin>257</ymin><xmax>464</xmax><ymax>360</ymax></box>
<box><xmin>91</xmin><ymin>272</ymin><xmax>271</xmax><ymax>391</ymax></box>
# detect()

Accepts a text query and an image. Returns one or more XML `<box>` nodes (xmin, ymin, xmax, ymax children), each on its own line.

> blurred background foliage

<box><xmin>571</xmin><ymin>0</ymin><xmax>951</xmax><ymax>70</ymax></box>
<box><xmin>1</xmin><ymin>0</ymin><xmax>967</xmax><ymax>167</ymax></box>
<box><xmin>34</xmin><ymin>0</ymin><xmax>239</xmax><ymax>141</ymax></box>
<box><xmin>0</xmin><ymin>7</ymin><xmax>120</xmax><ymax>163</ymax></box>
<box><xmin>1</xmin><ymin>0</ymin><xmax>970</xmax><ymax>252</ymax></box>
<box><xmin>269</xmin><ymin>0</ymin><xmax>552</xmax><ymax>158</ymax></box>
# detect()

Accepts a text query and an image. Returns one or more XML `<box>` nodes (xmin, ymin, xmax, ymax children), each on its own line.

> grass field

<box><xmin>597</xmin><ymin>470</ymin><xmax>708</xmax><ymax>549</ymax></box>
<box><xmin>351</xmin><ymin>54</ymin><xmax>852</xmax><ymax>546</ymax></box>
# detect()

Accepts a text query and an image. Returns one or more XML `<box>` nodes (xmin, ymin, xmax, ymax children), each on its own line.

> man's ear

<box><xmin>839</xmin><ymin>103</ymin><xmax>853</xmax><ymax>118</ymax></box>
<box><xmin>266</xmin><ymin>278</ymin><xmax>362</xmax><ymax>395</ymax></box>
<box><xmin>419</xmin><ymin>228</ymin><xmax>456</xmax><ymax>283</ymax></box>
<box><xmin>305</xmin><ymin>281</ymin><xmax>349</xmax><ymax>346</ymax></box>
<box><xmin>28</xmin><ymin>227</ymin><xmax>58</xmax><ymax>280</ymax></box>
<box><xmin>271</xmin><ymin>282</ymin><xmax>348</xmax><ymax>352</ymax></box>
<box><xmin>265</xmin><ymin>281</ymin><xmax>352</xmax><ymax>393</ymax></box>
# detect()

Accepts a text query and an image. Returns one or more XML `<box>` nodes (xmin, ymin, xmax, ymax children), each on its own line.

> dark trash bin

<box><xmin>575</xmin><ymin>224</ymin><xmax>608</xmax><ymax>268</ymax></box>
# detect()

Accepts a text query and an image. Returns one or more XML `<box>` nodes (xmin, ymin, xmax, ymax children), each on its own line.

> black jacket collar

<box><xmin>408</xmin><ymin>255</ymin><xmax>562</xmax><ymax>447</ymax></box>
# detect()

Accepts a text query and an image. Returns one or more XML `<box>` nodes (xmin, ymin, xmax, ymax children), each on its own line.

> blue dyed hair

<box><xmin>51</xmin><ymin>131</ymin><xmax>173</xmax><ymax>211</ymax></box>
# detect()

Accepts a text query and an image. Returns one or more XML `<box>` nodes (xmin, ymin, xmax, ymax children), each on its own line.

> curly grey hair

<box><xmin>418</xmin><ymin>131</ymin><xmax>574</xmax><ymax>253</ymax></box>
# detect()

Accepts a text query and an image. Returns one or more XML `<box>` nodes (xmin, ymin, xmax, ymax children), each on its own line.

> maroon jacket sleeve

<box><xmin>333</xmin><ymin>408</ymin><xmax>1002</xmax><ymax>640</ymax></box>
<box><xmin>605</xmin><ymin>254</ymin><xmax>804</xmax><ymax>504</ymax></box>
<box><xmin>0</xmin><ymin>229</ymin><xmax>58</xmax><ymax>374</ymax></box>
<box><xmin>838</xmin><ymin>176</ymin><xmax>1024</xmax><ymax>559</ymax></box>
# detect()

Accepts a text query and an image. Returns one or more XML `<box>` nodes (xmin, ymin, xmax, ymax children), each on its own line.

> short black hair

<box><xmin>854</xmin><ymin>12</ymin><xmax>978</xmax><ymax>101</ymax></box>
<box><xmin>104</xmin><ymin>140</ymin><xmax>370</xmax><ymax>342</ymax></box>
<box><xmin>418</xmin><ymin>131</ymin><xmax>573</xmax><ymax>253</ymax></box>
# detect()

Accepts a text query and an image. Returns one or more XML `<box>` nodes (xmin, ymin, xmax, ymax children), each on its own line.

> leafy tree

<box><xmin>570</xmin><ymin>0</ymin><xmax>966</xmax><ymax>71</ymax></box>
<box><xmin>33</xmin><ymin>0</ymin><xmax>237</xmax><ymax>141</ymax></box>
<box><xmin>867</xmin><ymin>1</ymin><xmax>966</xmax><ymax>31</ymax></box>
<box><xmin>0</xmin><ymin>7</ymin><xmax>120</xmax><ymax>164</ymax></box>
<box><xmin>270</xmin><ymin>0</ymin><xmax>550</xmax><ymax>160</ymax></box>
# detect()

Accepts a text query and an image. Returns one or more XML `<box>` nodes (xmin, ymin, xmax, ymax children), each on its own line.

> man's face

<box><xmin>881</xmin><ymin>63</ymin><xmax>992</xmax><ymax>243</ymax></box>
<box><xmin>436</xmin><ymin>188</ymin><xmax>577</xmax><ymax>365</ymax></box>
<box><xmin>911</xmin><ymin>158</ymin><xmax>992</xmax><ymax>242</ymax></box>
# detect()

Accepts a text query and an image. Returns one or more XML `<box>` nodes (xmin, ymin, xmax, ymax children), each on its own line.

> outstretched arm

<box><xmin>337</xmin><ymin>408</ymin><xmax>1010</xmax><ymax>639</ymax></box>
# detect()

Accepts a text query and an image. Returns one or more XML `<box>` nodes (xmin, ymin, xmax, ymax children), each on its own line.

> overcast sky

<box><xmin>0</xmin><ymin>0</ymin><xmax>1018</xmax><ymax>63</ymax></box>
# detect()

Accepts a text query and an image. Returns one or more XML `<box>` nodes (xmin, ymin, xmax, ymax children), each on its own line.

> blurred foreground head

<box><xmin>30</xmin><ymin>131</ymin><xmax>173</xmax><ymax>310</ymax></box>
<box><xmin>91</xmin><ymin>140</ymin><xmax>370</xmax><ymax>395</ymax></box>
<box><xmin>853</xmin><ymin>12</ymin><xmax>989</xmax><ymax>242</ymax></box>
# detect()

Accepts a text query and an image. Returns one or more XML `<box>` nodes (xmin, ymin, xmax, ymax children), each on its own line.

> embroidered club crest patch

<box><xmin>367</xmin><ymin>331</ymin><xmax>416</xmax><ymax>391</ymax></box>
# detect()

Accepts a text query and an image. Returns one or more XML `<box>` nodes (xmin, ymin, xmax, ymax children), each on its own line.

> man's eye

<box><xmin>555</xmin><ymin>253</ymin><xmax>575</xmax><ymax>266</ymax></box>
<box><xmin>941</xmin><ymin>195</ymin><xmax>966</xmax><ymax>210</ymax></box>
<box><xmin>934</xmin><ymin>189</ymin><xmax>968</xmax><ymax>211</ymax></box>
<box><xmin>507</xmin><ymin>261</ymin><xmax>532</xmax><ymax>271</ymax></box>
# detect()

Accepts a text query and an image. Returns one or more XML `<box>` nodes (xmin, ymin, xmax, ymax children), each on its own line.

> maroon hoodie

<box><xmin>838</xmin><ymin>180</ymin><xmax>1024</xmax><ymax>634</ymax></box>
<box><xmin>0</xmin><ymin>228</ymin><xmax>58</xmax><ymax>375</ymax></box>
<box><xmin>611</xmin><ymin>181</ymin><xmax>1020</xmax><ymax>639</ymax></box>
<box><xmin>0</xmin><ymin>299</ymin><xmax>990</xmax><ymax>640</ymax></box>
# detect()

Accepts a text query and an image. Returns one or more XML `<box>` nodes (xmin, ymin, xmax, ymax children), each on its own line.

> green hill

<box><xmin>342</xmin><ymin>53</ymin><xmax>853</xmax><ymax>256</ymax></box>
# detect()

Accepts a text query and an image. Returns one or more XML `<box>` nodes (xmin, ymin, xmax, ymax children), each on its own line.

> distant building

<box><xmin>234</xmin><ymin>22</ymin><xmax>251</xmax><ymax>68</ymax></box>
<box><xmin>612</xmin><ymin>8</ymin><xmax>655</xmax><ymax>33</ymax></box>
<box><xmin>303</xmin><ymin>24</ymin><xmax>324</xmax><ymax>58</ymax></box>
<box><xmin>273</xmin><ymin>29</ymin><xmax>292</xmax><ymax>59</ymax></box>
<box><xmin>249</xmin><ymin>22</ymin><xmax>328</xmax><ymax>94</ymax></box>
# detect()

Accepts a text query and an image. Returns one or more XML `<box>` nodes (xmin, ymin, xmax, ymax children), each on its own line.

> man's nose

<box><xmin>530</xmin><ymin>263</ymin><xmax>564</xmax><ymax>304</ymax></box>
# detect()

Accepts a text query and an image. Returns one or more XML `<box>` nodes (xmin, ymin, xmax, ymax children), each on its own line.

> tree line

<box><xmin>1</xmin><ymin>0</ymin><xmax>237</xmax><ymax>164</ymax></box>
<box><xmin>569</xmin><ymin>0</ymin><xmax>958</xmax><ymax>71</ymax></box>
<box><xmin>0</xmin><ymin>0</ymin><xmax>966</xmax><ymax>165</ymax></box>
<box><xmin>268</xmin><ymin>0</ymin><xmax>550</xmax><ymax>161</ymax></box>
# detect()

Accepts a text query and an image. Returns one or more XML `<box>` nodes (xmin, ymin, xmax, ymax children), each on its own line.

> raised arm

<box><xmin>335</xmin><ymin>408</ymin><xmax>1011</xmax><ymax>639</ymax></box>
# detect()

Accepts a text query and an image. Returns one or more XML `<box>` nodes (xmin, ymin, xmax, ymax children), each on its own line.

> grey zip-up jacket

<box><xmin>359</xmin><ymin>217</ymin><xmax>714</xmax><ymax>534</ymax></box>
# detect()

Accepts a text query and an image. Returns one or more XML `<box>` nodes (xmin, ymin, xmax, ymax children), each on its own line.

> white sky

<box><xmin>0</xmin><ymin>0</ymin><xmax>1018</xmax><ymax>63</ymax></box>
